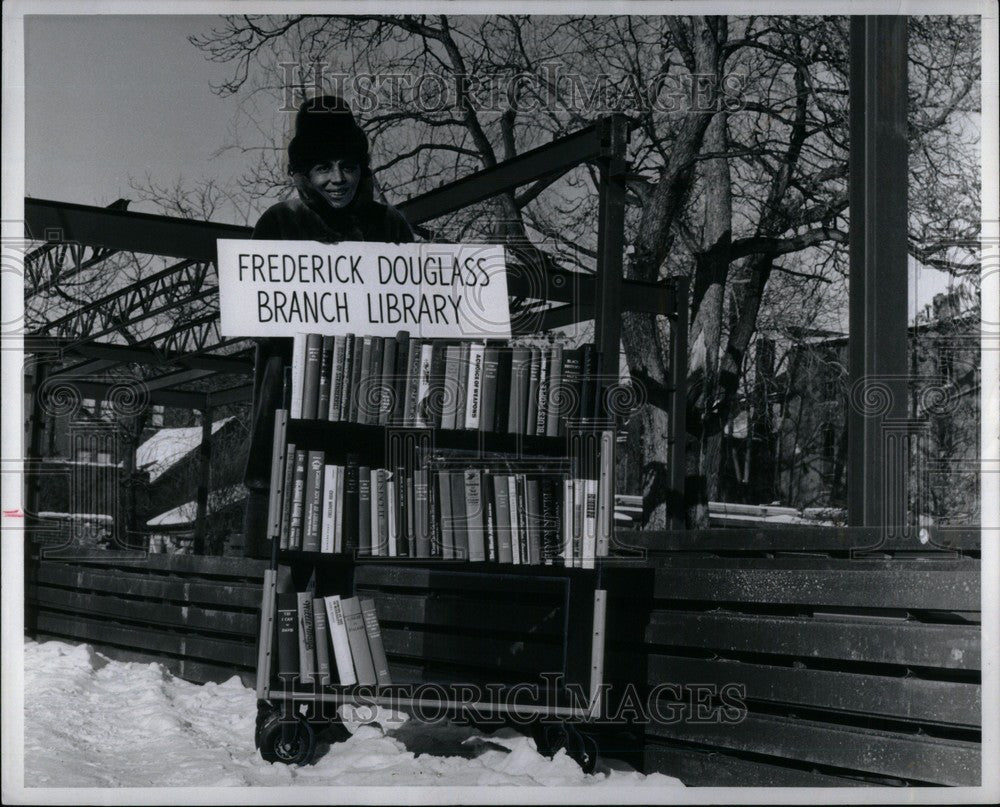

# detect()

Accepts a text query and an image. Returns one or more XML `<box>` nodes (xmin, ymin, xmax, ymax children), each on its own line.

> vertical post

<box><xmin>194</xmin><ymin>408</ymin><xmax>212</xmax><ymax>554</ymax></box>
<box><xmin>593</xmin><ymin>115</ymin><xmax>630</xmax><ymax>412</ymax></box>
<box><xmin>848</xmin><ymin>16</ymin><xmax>909</xmax><ymax>532</ymax></box>
<box><xmin>667</xmin><ymin>276</ymin><xmax>689</xmax><ymax>530</ymax></box>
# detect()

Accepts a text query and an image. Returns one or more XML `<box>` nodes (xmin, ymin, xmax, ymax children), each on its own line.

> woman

<box><xmin>244</xmin><ymin>95</ymin><xmax>413</xmax><ymax>554</ymax></box>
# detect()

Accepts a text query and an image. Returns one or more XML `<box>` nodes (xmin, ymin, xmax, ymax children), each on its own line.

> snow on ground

<box><xmin>24</xmin><ymin>639</ymin><xmax>684</xmax><ymax>788</ymax></box>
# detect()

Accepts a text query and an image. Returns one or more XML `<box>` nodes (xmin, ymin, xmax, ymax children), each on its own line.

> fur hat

<box><xmin>287</xmin><ymin>95</ymin><xmax>369</xmax><ymax>174</ymax></box>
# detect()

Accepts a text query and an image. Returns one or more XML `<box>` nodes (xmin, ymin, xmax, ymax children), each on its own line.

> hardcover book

<box><xmin>360</xmin><ymin>598</ymin><xmax>392</xmax><ymax>688</ymax></box>
<box><xmin>322</xmin><ymin>595</ymin><xmax>357</xmax><ymax>686</ymax></box>
<box><xmin>275</xmin><ymin>592</ymin><xmax>299</xmax><ymax>680</ymax></box>
<box><xmin>288</xmin><ymin>449</ymin><xmax>308</xmax><ymax>551</ymax></box>
<box><xmin>301</xmin><ymin>333</ymin><xmax>323</xmax><ymax>420</ymax></box>
<box><xmin>317</xmin><ymin>335</ymin><xmax>334</xmax><ymax>421</ymax></box>
<box><xmin>302</xmin><ymin>450</ymin><xmax>325</xmax><ymax>552</ymax></box>
<box><xmin>358</xmin><ymin>465</ymin><xmax>372</xmax><ymax>556</ymax></box>
<box><xmin>296</xmin><ymin>591</ymin><xmax>316</xmax><ymax>684</ymax></box>
<box><xmin>340</xmin><ymin>596</ymin><xmax>377</xmax><ymax>686</ymax></box>
<box><xmin>463</xmin><ymin>468</ymin><xmax>485</xmax><ymax>562</ymax></box>
<box><xmin>312</xmin><ymin>597</ymin><xmax>332</xmax><ymax>685</ymax></box>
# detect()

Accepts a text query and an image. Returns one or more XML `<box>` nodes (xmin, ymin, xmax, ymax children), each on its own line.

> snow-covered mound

<box><xmin>24</xmin><ymin>640</ymin><xmax>684</xmax><ymax>788</ymax></box>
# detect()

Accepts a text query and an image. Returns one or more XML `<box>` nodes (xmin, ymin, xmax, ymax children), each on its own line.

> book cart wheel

<box><xmin>256</xmin><ymin>708</ymin><xmax>317</xmax><ymax>765</ymax></box>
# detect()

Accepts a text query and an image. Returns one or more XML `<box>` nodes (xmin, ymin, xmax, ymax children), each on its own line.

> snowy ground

<box><xmin>23</xmin><ymin>640</ymin><xmax>684</xmax><ymax>788</ymax></box>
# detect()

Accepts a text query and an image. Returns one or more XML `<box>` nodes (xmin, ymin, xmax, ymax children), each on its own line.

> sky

<box><xmin>25</xmin><ymin>15</ymin><xmax>254</xmax><ymax>222</ymax></box>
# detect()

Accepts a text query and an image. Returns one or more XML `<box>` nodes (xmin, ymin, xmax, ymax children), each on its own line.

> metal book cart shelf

<box><xmin>246</xmin><ymin>115</ymin><xmax>688</xmax><ymax>770</ymax></box>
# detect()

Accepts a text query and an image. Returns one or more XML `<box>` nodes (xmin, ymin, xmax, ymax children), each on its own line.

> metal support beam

<box><xmin>667</xmin><ymin>276</ymin><xmax>689</xmax><ymax>530</ymax></box>
<box><xmin>23</xmin><ymin>336</ymin><xmax>254</xmax><ymax>375</ymax></box>
<box><xmin>194</xmin><ymin>408</ymin><xmax>213</xmax><ymax>555</ymax></box>
<box><xmin>848</xmin><ymin>16</ymin><xmax>910</xmax><ymax>531</ymax></box>
<box><xmin>593</xmin><ymin>116</ymin><xmax>630</xmax><ymax>415</ymax></box>
<box><xmin>62</xmin><ymin>379</ymin><xmax>207</xmax><ymax>410</ymax></box>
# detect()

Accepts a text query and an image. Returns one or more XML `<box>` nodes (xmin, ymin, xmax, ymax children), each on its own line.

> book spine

<box><xmin>545</xmin><ymin>345</ymin><xmax>563</xmax><ymax>437</ymax></box>
<box><xmin>333</xmin><ymin>464</ymin><xmax>345</xmax><ymax>552</ymax></box>
<box><xmin>302</xmin><ymin>450</ymin><xmax>325</xmax><ymax>553</ymax></box>
<box><xmin>348</xmin><ymin>334</ymin><xmax>366</xmax><ymax>422</ymax></box>
<box><xmin>275</xmin><ymin>592</ymin><xmax>299</xmax><ymax>680</ymax></box>
<box><xmin>328</xmin><ymin>335</ymin><xmax>345</xmax><ymax>421</ymax></box>
<box><xmin>509</xmin><ymin>348</ymin><xmax>529</xmax><ymax>435</ymax></box>
<box><xmin>375</xmin><ymin>469</ymin><xmax>388</xmax><ymax>557</ymax></box>
<box><xmin>562</xmin><ymin>479</ymin><xmax>574</xmax><ymax>565</ymax></box>
<box><xmin>279</xmin><ymin>442</ymin><xmax>296</xmax><ymax>551</ymax></box>
<box><xmin>597</xmin><ymin>429</ymin><xmax>614</xmax><ymax>558</ymax></box>
<box><xmin>449</xmin><ymin>470</ymin><xmax>469</xmax><ymax>560</ymax></box>
<box><xmin>403</xmin><ymin>338</ymin><xmax>421</xmax><ymax>427</ymax></box>
<box><xmin>428</xmin><ymin>342</ymin><xmax>448</xmax><ymax>429</ymax></box>
<box><xmin>344</xmin><ymin>456</ymin><xmax>359</xmax><ymax>554</ymax></box>
<box><xmin>320</xmin><ymin>464</ymin><xmax>336</xmax><ymax>553</ymax></box>
<box><xmin>515</xmin><ymin>473</ymin><xmax>530</xmax><ymax>565</ymax></box>
<box><xmin>493</xmin><ymin>474</ymin><xmax>513</xmax><ymax>564</ymax></box>
<box><xmin>526</xmin><ymin>477</ymin><xmax>542</xmax><ymax>565</ymax></box>
<box><xmin>525</xmin><ymin>347</ymin><xmax>541</xmax><ymax>435</ymax></box>
<box><xmin>378</xmin><ymin>336</ymin><xmax>396</xmax><ymax>426</ymax></box>
<box><xmin>358</xmin><ymin>465</ymin><xmax>372</xmax><ymax>556</ymax></box>
<box><xmin>363</xmin><ymin>334</ymin><xmax>384</xmax><ymax>425</ymax></box>
<box><xmin>296</xmin><ymin>592</ymin><xmax>316</xmax><ymax>684</ymax></box>
<box><xmin>360</xmin><ymin>598</ymin><xmax>392</xmax><ymax>687</ymax></box>
<box><xmin>535</xmin><ymin>346</ymin><xmax>549</xmax><ymax>437</ymax></box>
<box><xmin>442</xmin><ymin>345</ymin><xmax>460</xmax><ymax>430</ymax></box>
<box><xmin>312</xmin><ymin>597</ymin><xmax>332</xmax><ymax>685</ymax></box>
<box><xmin>507</xmin><ymin>475</ymin><xmax>521</xmax><ymax>564</ymax></box>
<box><xmin>386</xmin><ymin>472</ymin><xmax>398</xmax><ymax>557</ymax></box>
<box><xmin>559</xmin><ymin>348</ymin><xmax>581</xmax><ymax>436</ymax></box>
<box><xmin>493</xmin><ymin>347</ymin><xmax>512</xmax><ymax>434</ymax></box>
<box><xmin>480</xmin><ymin>346</ymin><xmax>499</xmax><ymax>433</ymax></box>
<box><xmin>455</xmin><ymin>343</ymin><xmax>470</xmax><ymax>430</ymax></box>
<box><xmin>428</xmin><ymin>467</ymin><xmax>440</xmax><ymax>558</ymax></box>
<box><xmin>290</xmin><ymin>333</ymin><xmax>306</xmax><ymax>419</ymax></box>
<box><xmin>415</xmin><ymin>342</ymin><xmax>435</xmax><ymax>428</ymax></box>
<box><xmin>323</xmin><ymin>595</ymin><xmax>357</xmax><ymax>686</ymax></box>
<box><xmin>413</xmin><ymin>468</ymin><xmax>430</xmax><ymax>558</ymax></box>
<box><xmin>339</xmin><ymin>334</ymin><xmax>355</xmax><ymax>421</ymax></box>
<box><xmin>463</xmin><ymin>468</ymin><xmax>485</xmax><ymax>562</ymax></box>
<box><xmin>317</xmin><ymin>336</ymin><xmax>334</xmax><ymax>421</ymax></box>
<box><xmin>406</xmin><ymin>471</ymin><xmax>415</xmax><ymax>558</ymax></box>
<box><xmin>572</xmin><ymin>477</ymin><xmax>584</xmax><ymax>568</ymax></box>
<box><xmin>356</xmin><ymin>336</ymin><xmax>374</xmax><ymax>425</ymax></box>
<box><xmin>540</xmin><ymin>477</ymin><xmax>558</xmax><ymax>565</ymax></box>
<box><xmin>289</xmin><ymin>449</ymin><xmax>308</xmax><ymax>551</ymax></box>
<box><xmin>301</xmin><ymin>333</ymin><xmax>322</xmax><ymax>420</ymax></box>
<box><xmin>341</xmin><ymin>596</ymin><xmax>377</xmax><ymax>686</ymax></box>
<box><xmin>483</xmin><ymin>471</ymin><xmax>496</xmax><ymax>562</ymax></box>
<box><xmin>437</xmin><ymin>470</ymin><xmax>454</xmax><ymax>560</ymax></box>
<box><xmin>579</xmin><ymin>343</ymin><xmax>595</xmax><ymax>420</ymax></box>
<box><xmin>390</xmin><ymin>331</ymin><xmax>410</xmax><ymax>425</ymax></box>
<box><xmin>267</xmin><ymin>409</ymin><xmax>288</xmax><ymax>541</ymax></box>
<box><xmin>465</xmin><ymin>342</ymin><xmax>485</xmax><ymax>430</ymax></box>
<box><xmin>583</xmin><ymin>477</ymin><xmax>598</xmax><ymax>569</ymax></box>
<box><xmin>394</xmin><ymin>466</ymin><xmax>409</xmax><ymax>557</ymax></box>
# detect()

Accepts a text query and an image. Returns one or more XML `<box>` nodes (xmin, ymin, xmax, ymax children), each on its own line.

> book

<box><xmin>415</xmin><ymin>342</ymin><xmax>435</xmax><ymax>428</ymax></box>
<box><xmin>596</xmin><ymin>430</ymin><xmax>614</xmax><ymax>558</ymax></box>
<box><xmin>483</xmin><ymin>471</ymin><xmax>497</xmax><ymax>562</ymax></box>
<box><xmin>288</xmin><ymin>449</ymin><xmax>308</xmax><ymax>551</ymax></box>
<box><xmin>360</xmin><ymin>598</ymin><xmax>392</xmax><ymax>688</ymax></box>
<box><xmin>396</xmin><ymin>465</ymin><xmax>410</xmax><ymax>557</ymax></box>
<box><xmin>535</xmin><ymin>346</ymin><xmax>549</xmax><ymax>437</ymax></box>
<box><xmin>463</xmin><ymin>468</ymin><xmax>485</xmax><ymax>562</ymax></box>
<box><xmin>340</xmin><ymin>596</ymin><xmax>377</xmax><ymax>686</ymax></box>
<box><xmin>583</xmin><ymin>477</ymin><xmax>598</xmax><ymax>569</ymax></box>
<box><xmin>267</xmin><ymin>409</ymin><xmax>288</xmax><ymax>542</ymax></box>
<box><xmin>493</xmin><ymin>474</ymin><xmax>514</xmax><ymax>564</ymax></box>
<box><xmin>296</xmin><ymin>591</ymin><xmax>316</xmax><ymax>684</ymax></box>
<box><xmin>413</xmin><ymin>468</ymin><xmax>430</xmax><ymax>558</ymax></box>
<box><xmin>525</xmin><ymin>347</ymin><xmax>541</xmax><ymax>435</ymax></box>
<box><xmin>428</xmin><ymin>466</ymin><xmax>440</xmax><ymax>558</ymax></box>
<box><xmin>320</xmin><ymin>464</ymin><xmax>337</xmax><ymax>553</ymax></box>
<box><xmin>374</xmin><ymin>469</ymin><xmax>388</xmax><ymax>556</ymax></box>
<box><xmin>301</xmin><ymin>333</ymin><xmax>323</xmax><ymax>420</ymax></box>
<box><xmin>540</xmin><ymin>477</ymin><xmax>560</xmax><ymax>564</ymax></box>
<box><xmin>507</xmin><ymin>475</ymin><xmax>521</xmax><ymax>564</ymax></box>
<box><xmin>339</xmin><ymin>334</ymin><xmax>355</xmax><ymax>420</ymax></box>
<box><xmin>562</xmin><ymin>478</ymin><xmax>574</xmax><ymax>565</ymax></box>
<box><xmin>386</xmin><ymin>471</ymin><xmax>398</xmax><ymax>557</ymax></box>
<box><xmin>428</xmin><ymin>342</ymin><xmax>448</xmax><ymax>429</ymax></box>
<box><xmin>465</xmin><ymin>342</ymin><xmax>486</xmax><ymax>430</ymax></box>
<box><xmin>437</xmin><ymin>470</ymin><xmax>454</xmax><ymax>559</ymax></box>
<box><xmin>302</xmin><ymin>450</ymin><xmax>325</xmax><ymax>552</ymax></box>
<box><xmin>275</xmin><ymin>592</ymin><xmax>299</xmax><ymax>680</ymax></box>
<box><xmin>333</xmin><ymin>463</ymin><xmax>345</xmax><ymax>552</ymax></box>
<box><xmin>480</xmin><ymin>345</ymin><xmax>499</xmax><ymax>434</ymax></box>
<box><xmin>493</xmin><ymin>347</ymin><xmax>512</xmax><ymax>434</ymax></box>
<box><xmin>328</xmin><ymin>335</ymin><xmax>346</xmax><ymax>421</ymax></box>
<box><xmin>579</xmin><ymin>343</ymin><xmax>596</xmax><ymax>420</ymax></box>
<box><xmin>343</xmin><ymin>455</ymin><xmax>360</xmax><ymax>554</ymax></box>
<box><xmin>442</xmin><ymin>344</ymin><xmax>460</xmax><ymax>430</ymax></box>
<box><xmin>403</xmin><ymin>337</ymin><xmax>422</xmax><ymax>427</ymax></box>
<box><xmin>348</xmin><ymin>334</ymin><xmax>366</xmax><ymax>422</ymax></box>
<box><xmin>278</xmin><ymin>442</ymin><xmax>296</xmax><ymax>551</ymax></box>
<box><xmin>363</xmin><ymin>335</ymin><xmax>384</xmax><ymax>425</ymax></box>
<box><xmin>356</xmin><ymin>336</ymin><xmax>374</xmax><ymax>425</ymax></box>
<box><xmin>509</xmin><ymin>347</ymin><xmax>530</xmax><ymax>435</ymax></box>
<box><xmin>317</xmin><ymin>335</ymin><xmax>334</xmax><ymax>421</ymax></box>
<box><xmin>312</xmin><ymin>597</ymin><xmax>332</xmax><ymax>685</ymax></box>
<box><xmin>572</xmin><ymin>477</ymin><xmax>584</xmax><ymax>568</ymax></box>
<box><xmin>322</xmin><ymin>595</ymin><xmax>357</xmax><ymax>686</ymax></box>
<box><xmin>515</xmin><ymin>473</ymin><xmax>530</xmax><ymax>564</ymax></box>
<box><xmin>559</xmin><ymin>348</ymin><xmax>581</xmax><ymax>435</ymax></box>
<box><xmin>455</xmin><ymin>343</ymin><xmax>470</xmax><ymax>430</ymax></box>
<box><xmin>390</xmin><ymin>331</ymin><xmax>410</xmax><ymax>425</ymax></box>
<box><xmin>545</xmin><ymin>345</ymin><xmax>563</xmax><ymax>437</ymax></box>
<box><xmin>290</xmin><ymin>333</ymin><xmax>306</xmax><ymax>419</ymax></box>
<box><xmin>358</xmin><ymin>465</ymin><xmax>372</xmax><ymax>555</ymax></box>
<box><xmin>378</xmin><ymin>335</ymin><xmax>396</xmax><ymax>426</ymax></box>
<box><xmin>525</xmin><ymin>477</ymin><xmax>542</xmax><ymax>565</ymax></box>
<box><xmin>449</xmin><ymin>470</ymin><xmax>468</xmax><ymax>560</ymax></box>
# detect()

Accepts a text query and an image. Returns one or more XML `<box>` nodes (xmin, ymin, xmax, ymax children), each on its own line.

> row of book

<box><xmin>289</xmin><ymin>331</ymin><xmax>605</xmax><ymax>436</ymax></box>
<box><xmin>267</xmin><ymin>410</ymin><xmax>615</xmax><ymax>568</ymax></box>
<box><xmin>276</xmin><ymin>591</ymin><xmax>392</xmax><ymax>688</ymax></box>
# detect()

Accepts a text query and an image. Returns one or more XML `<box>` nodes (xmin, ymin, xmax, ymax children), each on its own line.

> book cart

<box><xmin>248</xmin><ymin>116</ymin><xmax>688</xmax><ymax>772</ymax></box>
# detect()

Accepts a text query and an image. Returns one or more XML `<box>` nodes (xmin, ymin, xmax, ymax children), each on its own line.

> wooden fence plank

<box><xmin>645</xmin><ymin>711</ymin><xmax>980</xmax><ymax>786</ymax></box>
<box><xmin>645</xmin><ymin>611</ymin><xmax>980</xmax><ymax>670</ymax></box>
<box><xmin>354</xmin><ymin>564</ymin><xmax>568</xmax><ymax>597</ymax></box>
<box><xmin>31</xmin><ymin>585</ymin><xmax>259</xmax><ymax>637</ymax></box>
<box><xmin>36</xmin><ymin>564</ymin><xmax>262</xmax><ymax>608</ymax></box>
<box><xmin>35</xmin><ymin>612</ymin><xmax>256</xmax><ymax>668</ymax></box>
<box><xmin>647</xmin><ymin>655</ymin><xmax>980</xmax><ymax>727</ymax></box>
<box><xmin>381</xmin><ymin>627</ymin><xmax>563</xmax><ymax>674</ymax></box>
<box><xmin>40</xmin><ymin>552</ymin><xmax>268</xmax><ymax>579</ymax></box>
<box><xmin>652</xmin><ymin>568</ymin><xmax>979</xmax><ymax>610</ymax></box>
<box><xmin>618</xmin><ymin>527</ymin><xmax>981</xmax><ymax>552</ymax></box>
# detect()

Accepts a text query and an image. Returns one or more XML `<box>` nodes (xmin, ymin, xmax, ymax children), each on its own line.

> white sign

<box><xmin>216</xmin><ymin>240</ymin><xmax>512</xmax><ymax>339</ymax></box>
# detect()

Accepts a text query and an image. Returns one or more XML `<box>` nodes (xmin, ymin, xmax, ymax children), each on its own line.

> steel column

<box><xmin>667</xmin><ymin>276</ymin><xmax>689</xmax><ymax>530</ymax></box>
<box><xmin>848</xmin><ymin>16</ymin><xmax>910</xmax><ymax>531</ymax></box>
<box><xmin>194</xmin><ymin>408</ymin><xmax>213</xmax><ymax>555</ymax></box>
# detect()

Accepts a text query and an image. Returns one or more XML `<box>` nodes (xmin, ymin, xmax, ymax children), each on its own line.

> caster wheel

<box><xmin>257</xmin><ymin>713</ymin><xmax>317</xmax><ymax>765</ymax></box>
<box><xmin>565</xmin><ymin>726</ymin><xmax>599</xmax><ymax>774</ymax></box>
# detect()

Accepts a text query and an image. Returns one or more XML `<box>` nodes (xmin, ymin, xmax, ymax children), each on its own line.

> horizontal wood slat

<box><xmin>38</xmin><ymin>551</ymin><xmax>268</xmax><ymax>579</ymax></box>
<box><xmin>647</xmin><ymin>655</ymin><xmax>980</xmax><ymax>727</ymax></box>
<box><xmin>645</xmin><ymin>611</ymin><xmax>980</xmax><ymax>670</ymax></box>
<box><xmin>35</xmin><ymin>612</ymin><xmax>257</xmax><ymax>668</ymax></box>
<box><xmin>31</xmin><ymin>585</ymin><xmax>258</xmax><ymax>637</ymax></box>
<box><xmin>354</xmin><ymin>564</ymin><xmax>569</xmax><ymax>597</ymax></box>
<box><xmin>381</xmin><ymin>627</ymin><xmax>563</xmax><ymax>674</ymax></box>
<box><xmin>646</xmin><ymin>710</ymin><xmax>980</xmax><ymax>786</ymax></box>
<box><xmin>652</xmin><ymin>568</ymin><xmax>979</xmax><ymax>610</ymax></box>
<box><xmin>36</xmin><ymin>564</ymin><xmax>263</xmax><ymax>609</ymax></box>
<box><xmin>619</xmin><ymin>527</ymin><xmax>981</xmax><ymax>552</ymax></box>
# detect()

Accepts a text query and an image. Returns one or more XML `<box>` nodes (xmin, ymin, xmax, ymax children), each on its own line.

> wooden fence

<box><xmin>25</xmin><ymin>527</ymin><xmax>981</xmax><ymax>787</ymax></box>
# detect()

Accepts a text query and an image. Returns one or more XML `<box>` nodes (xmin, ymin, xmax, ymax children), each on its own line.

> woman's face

<box><xmin>307</xmin><ymin>158</ymin><xmax>362</xmax><ymax>208</ymax></box>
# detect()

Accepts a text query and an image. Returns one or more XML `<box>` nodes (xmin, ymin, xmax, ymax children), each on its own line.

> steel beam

<box><xmin>207</xmin><ymin>384</ymin><xmax>255</xmax><ymax>407</ymax></box>
<box><xmin>24</xmin><ymin>337</ymin><xmax>254</xmax><ymax>374</ymax></box>
<box><xmin>60</xmin><ymin>379</ymin><xmax>207</xmax><ymax>410</ymax></box>
<box><xmin>848</xmin><ymin>16</ymin><xmax>910</xmax><ymax>531</ymax></box>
